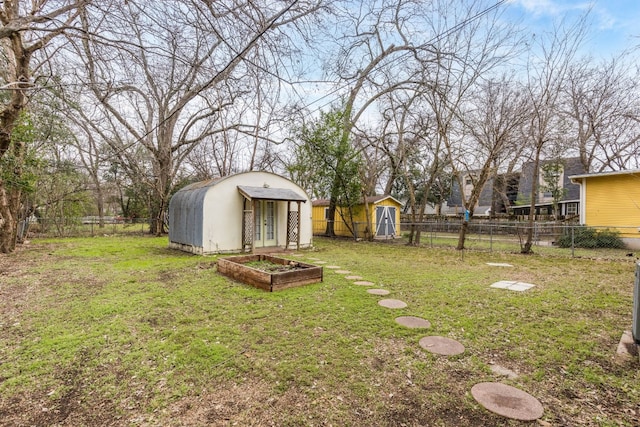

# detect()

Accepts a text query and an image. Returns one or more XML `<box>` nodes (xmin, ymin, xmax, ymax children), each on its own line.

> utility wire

<box><xmin>120</xmin><ymin>0</ymin><xmax>509</xmax><ymax>160</ymax></box>
<box><xmin>5</xmin><ymin>0</ymin><xmax>512</xmax><ymax>183</ymax></box>
<box><xmin>292</xmin><ymin>0</ymin><xmax>511</xmax><ymax>118</ymax></box>
<box><xmin>58</xmin><ymin>0</ymin><xmax>303</xmax><ymax>163</ymax></box>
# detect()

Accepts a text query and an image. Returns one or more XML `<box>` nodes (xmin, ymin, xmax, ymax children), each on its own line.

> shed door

<box><xmin>255</xmin><ymin>200</ymin><xmax>277</xmax><ymax>247</ymax></box>
<box><xmin>376</xmin><ymin>206</ymin><xmax>396</xmax><ymax>237</ymax></box>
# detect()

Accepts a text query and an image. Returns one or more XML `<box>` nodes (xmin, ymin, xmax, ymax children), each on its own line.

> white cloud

<box><xmin>508</xmin><ymin>0</ymin><xmax>593</xmax><ymax>18</ymax></box>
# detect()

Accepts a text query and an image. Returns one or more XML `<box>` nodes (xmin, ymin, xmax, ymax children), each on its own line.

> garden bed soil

<box><xmin>217</xmin><ymin>254</ymin><xmax>323</xmax><ymax>291</ymax></box>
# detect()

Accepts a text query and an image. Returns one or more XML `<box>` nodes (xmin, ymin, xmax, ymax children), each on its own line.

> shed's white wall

<box><xmin>198</xmin><ymin>171</ymin><xmax>312</xmax><ymax>254</ymax></box>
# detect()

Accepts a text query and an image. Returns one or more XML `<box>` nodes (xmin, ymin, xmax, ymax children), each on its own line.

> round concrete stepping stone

<box><xmin>345</xmin><ymin>275</ymin><xmax>363</xmax><ymax>280</ymax></box>
<box><xmin>395</xmin><ymin>316</ymin><xmax>431</xmax><ymax>329</ymax></box>
<box><xmin>418</xmin><ymin>336</ymin><xmax>464</xmax><ymax>356</ymax></box>
<box><xmin>367</xmin><ymin>289</ymin><xmax>390</xmax><ymax>296</ymax></box>
<box><xmin>335</xmin><ymin>270</ymin><xmax>351</xmax><ymax>274</ymax></box>
<box><xmin>378</xmin><ymin>299</ymin><xmax>407</xmax><ymax>309</ymax></box>
<box><xmin>326</xmin><ymin>265</ymin><xmax>341</xmax><ymax>269</ymax></box>
<box><xmin>471</xmin><ymin>382</ymin><xmax>544</xmax><ymax>421</ymax></box>
<box><xmin>353</xmin><ymin>281</ymin><xmax>374</xmax><ymax>286</ymax></box>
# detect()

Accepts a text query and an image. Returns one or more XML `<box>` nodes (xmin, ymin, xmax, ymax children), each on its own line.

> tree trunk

<box><xmin>324</xmin><ymin>197</ymin><xmax>337</xmax><ymax>237</ymax></box>
<box><xmin>456</xmin><ymin>217</ymin><xmax>469</xmax><ymax>250</ymax></box>
<box><xmin>0</xmin><ymin>43</ymin><xmax>28</xmax><ymax>253</ymax></box>
<box><xmin>522</xmin><ymin>146</ymin><xmax>542</xmax><ymax>254</ymax></box>
<box><xmin>149</xmin><ymin>196</ymin><xmax>169</xmax><ymax>236</ymax></box>
<box><xmin>0</xmin><ymin>182</ymin><xmax>20</xmax><ymax>253</ymax></box>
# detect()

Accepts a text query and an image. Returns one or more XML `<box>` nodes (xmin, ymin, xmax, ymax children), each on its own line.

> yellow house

<box><xmin>570</xmin><ymin>170</ymin><xmax>640</xmax><ymax>248</ymax></box>
<box><xmin>311</xmin><ymin>195</ymin><xmax>402</xmax><ymax>239</ymax></box>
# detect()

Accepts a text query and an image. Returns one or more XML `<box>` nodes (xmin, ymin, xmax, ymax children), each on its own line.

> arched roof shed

<box><xmin>169</xmin><ymin>171</ymin><xmax>312</xmax><ymax>254</ymax></box>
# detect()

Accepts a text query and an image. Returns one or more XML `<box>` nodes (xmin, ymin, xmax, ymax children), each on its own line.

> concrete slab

<box><xmin>487</xmin><ymin>262</ymin><xmax>513</xmax><ymax>267</ymax></box>
<box><xmin>345</xmin><ymin>275</ymin><xmax>363</xmax><ymax>280</ymax></box>
<box><xmin>615</xmin><ymin>330</ymin><xmax>639</xmax><ymax>363</ymax></box>
<box><xmin>489</xmin><ymin>364</ymin><xmax>518</xmax><ymax>379</ymax></box>
<box><xmin>490</xmin><ymin>280</ymin><xmax>535</xmax><ymax>291</ymax></box>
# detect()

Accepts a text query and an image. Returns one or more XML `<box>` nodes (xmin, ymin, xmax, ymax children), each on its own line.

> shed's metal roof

<box><xmin>237</xmin><ymin>185</ymin><xmax>307</xmax><ymax>202</ymax></box>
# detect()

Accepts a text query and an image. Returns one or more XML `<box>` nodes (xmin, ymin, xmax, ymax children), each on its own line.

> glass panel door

<box><xmin>254</xmin><ymin>200</ymin><xmax>277</xmax><ymax>247</ymax></box>
<box><xmin>255</xmin><ymin>201</ymin><xmax>262</xmax><ymax>242</ymax></box>
<box><xmin>264</xmin><ymin>201</ymin><xmax>276</xmax><ymax>245</ymax></box>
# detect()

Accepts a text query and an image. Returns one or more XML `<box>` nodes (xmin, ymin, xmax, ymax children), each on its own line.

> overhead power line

<box><xmin>25</xmin><ymin>0</ymin><xmax>511</xmax><ymax>171</ymax></box>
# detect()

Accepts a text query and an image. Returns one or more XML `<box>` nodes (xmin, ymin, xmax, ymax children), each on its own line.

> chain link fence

<box><xmin>20</xmin><ymin>216</ymin><xmax>639</xmax><ymax>261</ymax></box>
<box><xmin>19</xmin><ymin>216</ymin><xmax>151</xmax><ymax>239</ymax></box>
<box><xmin>313</xmin><ymin>219</ymin><xmax>639</xmax><ymax>260</ymax></box>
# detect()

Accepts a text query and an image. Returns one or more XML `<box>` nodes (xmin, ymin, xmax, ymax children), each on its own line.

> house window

<box><xmin>464</xmin><ymin>175</ymin><xmax>475</xmax><ymax>198</ymax></box>
<box><xmin>566</xmin><ymin>203</ymin><xmax>577</xmax><ymax>216</ymax></box>
<box><xmin>324</xmin><ymin>207</ymin><xmax>329</xmax><ymax>219</ymax></box>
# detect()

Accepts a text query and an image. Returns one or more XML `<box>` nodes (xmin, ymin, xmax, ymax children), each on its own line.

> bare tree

<box><xmin>371</xmin><ymin>87</ymin><xmax>444</xmax><ymax>245</ymax></box>
<box><xmin>0</xmin><ymin>0</ymin><xmax>89</xmax><ymax>253</ymax></box>
<box><xmin>562</xmin><ymin>55</ymin><xmax>640</xmax><ymax>172</ymax></box>
<box><xmin>450</xmin><ymin>76</ymin><xmax>529</xmax><ymax>249</ymax></box>
<box><xmin>65</xmin><ymin>0</ymin><xmax>324</xmax><ymax>234</ymax></box>
<box><xmin>520</xmin><ymin>16</ymin><xmax>589</xmax><ymax>254</ymax></box>
<box><xmin>320</xmin><ymin>0</ymin><xmax>425</xmax><ymax>236</ymax></box>
<box><xmin>415</xmin><ymin>0</ymin><xmax>522</xmax><ymax>249</ymax></box>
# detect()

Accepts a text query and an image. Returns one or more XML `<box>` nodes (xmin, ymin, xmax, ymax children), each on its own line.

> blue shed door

<box><xmin>375</xmin><ymin>206</ymin><xmax>396</xmax><ymax>237</ymax></box>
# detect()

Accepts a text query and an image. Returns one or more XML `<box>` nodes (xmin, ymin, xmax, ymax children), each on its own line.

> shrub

<box><xmin>556</xmin><ymin>226</ymin><xmax>625</xmax><ymax>249</ymax></box>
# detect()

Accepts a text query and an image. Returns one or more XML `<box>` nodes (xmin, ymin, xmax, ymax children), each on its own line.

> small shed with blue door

<box><xmin>169</xmin><ymin>171</ymin><xmax>312</xmax><ymax>254</ymax></box>
<box><xmin>311</xmin><ymin>195</ymin><xmax>402</xmax><ymax>239</ymax></box>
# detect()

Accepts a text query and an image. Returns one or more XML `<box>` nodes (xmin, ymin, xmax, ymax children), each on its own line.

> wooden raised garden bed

<box><xmin>217</xmin><ymin>254</ymin><xmax>323</xmax><ymax>292</ymax></box>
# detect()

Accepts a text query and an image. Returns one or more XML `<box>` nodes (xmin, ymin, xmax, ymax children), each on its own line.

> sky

<box><xmin>505</xmin><ymin>0</ymin><xmax>640</xmax><ymax>56</ymax></box>
<box><xmin>287</xmin><ymin>0</ymin><xmax>640</xmax><ymax>124</ymax></box>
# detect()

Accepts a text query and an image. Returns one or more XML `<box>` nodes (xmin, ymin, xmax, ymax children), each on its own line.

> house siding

<box><xmin>582</xmin><ymin>173</ymin><xmax>640</xmax><ymax>238</ymax></box>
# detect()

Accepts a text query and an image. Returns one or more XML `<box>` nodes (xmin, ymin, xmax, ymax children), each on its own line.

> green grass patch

<box><xmin>0</xmin><ymin>235</ymin><xmax>638</xmax><ymax>425</ymax></box>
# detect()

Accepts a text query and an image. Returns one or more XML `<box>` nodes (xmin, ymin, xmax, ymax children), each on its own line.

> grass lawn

<box><xmin>0</xmin><ymin>236</ymin><xmax>638</xmax><ymax>426</ymax></box>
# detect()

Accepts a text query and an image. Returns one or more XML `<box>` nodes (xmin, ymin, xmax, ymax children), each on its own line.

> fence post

<box><xmin>571</xmin><ymin>224</ymin><xmax>575</xmax><ymax>258</ymax></box>
<box><xmin>490</xmin><ymin>221</ymin><xmax>493</xmax><ymax>252</ymax></box>
<box><xmin>430</xmin><ymin>222</ymin><xmax>433</xmax><ymax>247</ymax></box>
<box><xmin>633</xmin><ymin>262</ymin><xmax>640</xmax><ymax>344</ymax></box>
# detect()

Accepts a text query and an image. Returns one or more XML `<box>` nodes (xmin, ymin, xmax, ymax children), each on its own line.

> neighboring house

<box><xmin>512</xmin><ymin>157</ymin><xmax>585</xmax><ymax>218</ymax></box>
<box><xmin>311</xmin><ymin>195</ymin><xmax>402</xmax><ymax>239</ymax></box>
<box><xmin>569</xmin><ymin>169</ymin><xmax>640</xmax><ymax>249</ymax></box>
<box><xmin>448</xmin><ymin>172</ymin><xmax>520</xmax><ymax>217</ymax></box>
<box><xmin>168</xmin><ymin>171</ymin><xmax>312</xmax><ymax>254</ymax></box>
